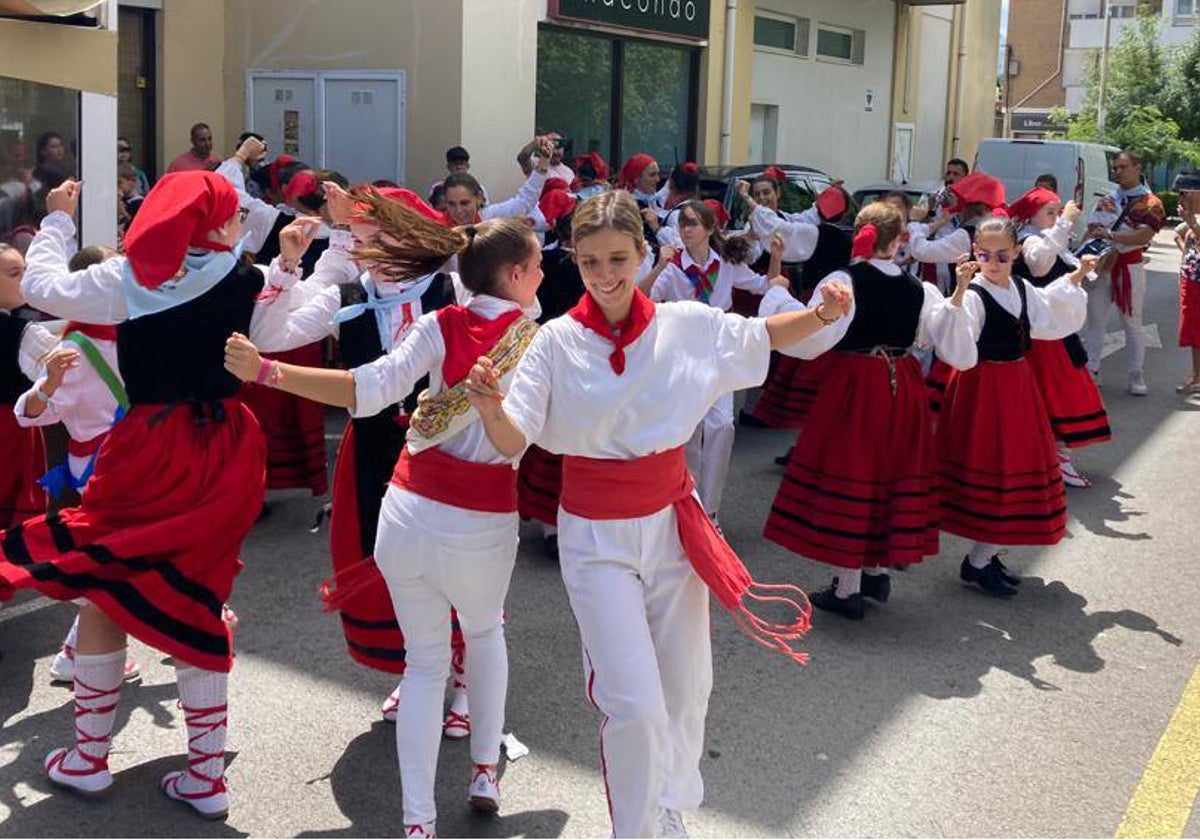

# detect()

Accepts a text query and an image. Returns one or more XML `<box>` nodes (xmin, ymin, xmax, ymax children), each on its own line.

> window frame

<box><xmin>752</xmin><ymin>9</ymin><xmax>810</xmax><ymax>58</ymax></box>
<box><xmin>815</xmin><ymin>22</ymin><xmax>865</xmax><ymax>66</ymax></box>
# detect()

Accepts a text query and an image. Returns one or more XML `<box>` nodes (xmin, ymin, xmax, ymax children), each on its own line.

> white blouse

<box><xmin>747</xmin><ymin>204</ymin><xmax>818</xmax><ymax>263</ymax></box>
<box><xmin>906</xmin><ymin>223</ymin><xmax>972</xmax><ymax>265</ymax></box>
<box><xmin>22</xmin><ymin>212</ymin><xmax>318</xmax><ymax>354</ymax></box>
<box><xmin>649</xmin><ymin>247</ymin><xmax>769</xmax><ymax>312</ymax></box>
<box><xmin>759</xmin><ymin>258</ymin><xmax>978</xmax><ymax>370</ymax></box>
<box><xmin>351</xmin><ymin>294</ymin><xmax>534</xmax><ymax>466</ymax></box>
<box><xmin>1018</xmin><ymin>217</ymin><xmax>1079</xmax><ymax>279</ymax></box>
<box><xmin>963</xmin><ymin>274</ymin><xmax>1087</xmax><ymax>343</ymax></box>
<box><xmin>504</xmin><ymin>302</ymin><xmax>771</xmax><ymax>459</ymax></box>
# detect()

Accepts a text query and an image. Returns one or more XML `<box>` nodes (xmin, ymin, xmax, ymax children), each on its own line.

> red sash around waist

<box><xmin>391</xmin><ymin>445</ymin><xmax>517</xmax><ymax>514</ymax></box>
<box><xmin>67</xmin><ymin>433</ymin><xmax>107</xmax><ymax>458</ymax></box>
<box><xmin>1111</xmin><ymin>249</ymin><xmax>1144</xmax><ymax>317</ymax></box>
<box><xmin>561</xmin><ymin>447</ymin><xmax>811</xmax><ymax>665</ymax></box>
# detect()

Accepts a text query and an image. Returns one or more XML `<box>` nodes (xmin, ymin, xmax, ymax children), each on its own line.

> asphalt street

<box><xmin>2</xmin><ymin>232</ymin><xmax>1198</xmax><ymax>838</ymax></box>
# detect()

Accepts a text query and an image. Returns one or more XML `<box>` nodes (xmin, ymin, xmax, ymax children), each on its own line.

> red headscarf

<box><xmin>539</xmin><ymin>189</ymin><xmax>577</xmax><ymax>228</ymax></box>
<box><xmin>816</xmin><ymin>184</ymin><xmax>849</xmax><ymax>223</ymax></box>
<box><xmin>617</xmin><ymin>153</ymin><xmax>657</xmax><ymax>191</ymax></box>
<box><xmin>573</xmin><ymin>153</ymin><xmax>610</xmax><ymax>192</ymax></box>
<box><xmin>1007</xmin><ymin>186</ymin><xmax>1060</xmax><ymax>223</ymax></box>
<box><xmin>268</xmin><ymin>154</ymin><xmax>297</xmax><ymax>196</ymax></box>
<box><xmin>541</xmin><ymin>177</ymin><xmax>570</xmax><ymax>199</ymax></box>
<box><xmin>282</xmin><ymin>170</ymin><xmax>321</xmax><ymax>204</ymax></box>
<box><xmin>763</xmin><ymin>165</ymin><xmax>789</xmax><ymax>185</ymax></box>
<box><xmin>948</xmin><ymin>172</ymin><xmax>1007</xmax><ymax>213</ymax></box>
<box><xmin>124</xmin><ymin>171</ymin><xmax>239</xmax><ymax>289</ymax></box>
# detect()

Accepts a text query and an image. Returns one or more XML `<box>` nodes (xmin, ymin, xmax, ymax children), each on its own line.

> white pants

<box><xmin>1083</xmin><ymin>263</ymin><xmax>1146</xmax><ymax>374</ymax></box>
<box><xmin>373</xmin><ymin>486</ymin><xmax>519</xmax><ymax>826</ymax></box>
<box><xmin>558</xmin><ymin>505</ymin><xmax>713</xmax><ymax>838</ymax></box>
<box><xmin>685</xmin><ymin>392</ymin><xmax>735</xmax><ymax>518</ymax></box>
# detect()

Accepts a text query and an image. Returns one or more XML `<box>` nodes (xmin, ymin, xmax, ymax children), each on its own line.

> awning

<box><xmin>0</xmin><ymin>0</ymin><xmax>104</xmax><ymax>16</ymax></box>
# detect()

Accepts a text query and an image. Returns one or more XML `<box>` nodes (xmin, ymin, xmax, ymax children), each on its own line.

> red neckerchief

<box><xmin>567</xmin><ymin>289</ymin><xmax>655</xmax><ymax>375</ymax></box>
<box><xmin>436</xmin><ymin>305</ymin><xmax>524</xmax><ymax>387</ymax></box>
<box><xmin>63</xmin><ymin>322</ymin><xmax>118</xmax><ymax>342</ymax></box>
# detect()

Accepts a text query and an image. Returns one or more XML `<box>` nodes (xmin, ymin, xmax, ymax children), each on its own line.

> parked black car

<box><xmin>694</xmin><ymin>164</ymin><xmax>856</xmax><ymax>229</ymax></box>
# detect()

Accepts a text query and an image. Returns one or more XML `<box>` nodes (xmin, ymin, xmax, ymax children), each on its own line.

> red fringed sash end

<box><xmin>318</xmin><ymin>555</ymin><xmax>381</xmax><ymax>614</ymax></box>
<box><xmin>731</xmin><ymin>582</ymin><xmax>813</xmax><ymax>666</ymax></box>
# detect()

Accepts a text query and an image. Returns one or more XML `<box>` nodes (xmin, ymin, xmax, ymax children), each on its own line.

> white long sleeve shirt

<box><xmin>22</xmin><ymin>212</ymin><xmax>320</xmax><ymax>353</ymax></box>
<box><xmin>747</xmin><ymin>204</ymin><xmax>819</xmax><ymax>263</ymax></box>
<box><xmin>504</xmin><ymin>302</ymin><xmax>771</xmax><ymax>458</ymax></box>
<box><xmin>1018</xmin><ymin>217</ymin><xmax>1079</xmax><ymax>280</ymax></box>
<box><xmin>351</xmin><ymin>294</ymin><xmax>536</xmax><ymax>466</ymax></box>
<box><xmin>963</xmin><ymin>274</ymin><xmax>1087</xmax><ymax>343</ymax></box>
<box><xmin>760</xmin><ymin>259</ymin><xmax>978</xmax><ymax>369</ymax></box>
<box><xmin>649</xmin><ymin>248</ymin><xmax>770</xmax><ymax>312</ymax></box>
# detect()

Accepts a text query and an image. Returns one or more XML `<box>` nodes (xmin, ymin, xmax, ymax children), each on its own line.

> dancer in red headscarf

<box><xmin>0</xmin><ymin>172</ymin><xmax>323</xmax><ymax>818</ymax></box>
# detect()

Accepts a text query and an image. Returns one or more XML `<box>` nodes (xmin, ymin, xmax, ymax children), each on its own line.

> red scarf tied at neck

<box><xmin>567</xmin><ymin>289</ymin><xmax>655</xmax><ymax>375</ymax></box>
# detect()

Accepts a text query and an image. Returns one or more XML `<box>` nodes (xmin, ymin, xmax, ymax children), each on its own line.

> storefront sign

<box><xmin>1010</xmin><ymin>111</ymin><xmax>1064</xmax><ymax>134</ymax></box>
<box><xmin>549</xmin><ymin>0</ymin><xmax>711</xmax><ymax>41</ymax></box>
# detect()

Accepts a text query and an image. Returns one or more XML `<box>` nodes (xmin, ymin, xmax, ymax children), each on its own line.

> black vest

<box><xmin>970</xmin><ymin>280</ymin><xmax>1031</xmax><ymax>362</ymax></box>
<box><xmin>338</xmin><ymin>275</ymin><xmax>451</xmax><ymax>554</ymax></box>
<box><xmin>116</xmin><ymin>263</ymin><xmax>263</xmax><ymax>405</ymax></box>
<box><xmin>536</xmin><ymin>248</ymin><xmax>585</xmax><ymax>323</ymax></box>
<box><xmin>0</xmin><ymin>313</ymin><xmax>34</xmax><ymax>404</ymax></box>
<box><xmin>800</xmin><ymin>223</ymin><xmax>852</xmax><ymax>294</ymax></box>
<box><xmin>1014</xmin><ymin>238</ymin><xmax>1088</xmax><ymax>366</ymax></box>
<box><xmin>833</xmin><ymin>262</ymin><xmax>925</xmax><ymax>354</ymax></box>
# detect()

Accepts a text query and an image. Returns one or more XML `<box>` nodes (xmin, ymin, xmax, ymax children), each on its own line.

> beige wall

<box><xmin>952</xmin><ymin>0</ymin><xmax>1001</xmax><ymax>165</ymax></box>
<box><xmin>158</xmin><ymin>0</ymin><xmax>225</xmax><ymax>168</ymax></box>
<box><xmin>0</xmin><ymin>17</ymin><xmax>116</xmax><ymax>94</ymax></box>
<box><xmin>698</xmin><ymin>0</ymin><xmax>753</xmax><ymax>165</ymax></box>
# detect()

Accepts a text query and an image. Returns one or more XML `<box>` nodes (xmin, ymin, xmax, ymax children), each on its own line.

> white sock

<box><xmin>967</xmin><ymin>542</ymin><xmax>999</xmax><ymax>569</ymax></box>
<box><xmin>835</xmin><ymin>570</ymin><xmax>862</xmax><ymax>598</ymax></box>
<box><xmin>449</xmin><ymin>677</ymin><xmax>469</xmax><ymax>717</ymax></box>
<box><xmin>541</xmin><ymin>524</ymin><xmax>557</xmax><ymax>538</ymax></box>
<box><xmin>174</xmin><ymin>666</ymin><xmax>228</xmax><ymax>791</ymax></box>
<box><xmin>63</xmin><ymin>615</ymin><xmax>80</xmax><ymax>652</ymax></box>
<box><xmin>863</xmin><ymin>566</ymin><xmax>887</xmax><ymax>576</ymax></box>
<box><xmin>66</xmin><ymin>649</ymin><xmax>125</xmax><ymax>771</ymax></box>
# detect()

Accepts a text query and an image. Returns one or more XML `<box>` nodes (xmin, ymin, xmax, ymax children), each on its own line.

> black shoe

<box><xmin>810</xmin><ymin>581</ymin><xmax>865</xmax><ymax>620</ymax></box>
<box><xmin>543</xmin><ymin>534</ymin><xmax>559</xmax><ymax>563</ymax></box>
<box><xmin>774</xmin><ymin>448</ymin><xmax>794</xmax><ymax>467</ymax></box>
<box><xmin>989</xmin><ymin>556</ymin><xmax>1021</xmax><ymax>586</ymax></box>
<box><xmin>960</xmin><ymin>556</ymin><xmax>1017</xmax><ymax>597</ymax></box>
<box><xmin>738</xmin><ymin>409</ymin><xmax>767</xmax><ymax>428</ymax></box>
<box><xmin>861</xmin><ymin>572</ymin><xmax>891</xmax><ymax>603</ymax></box>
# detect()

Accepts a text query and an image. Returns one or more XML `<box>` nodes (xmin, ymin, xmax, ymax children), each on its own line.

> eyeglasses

<box><xmin>975</xmin><ymin>249</ymin><xmax>1012</xmax><ymax>264</ymax></box>
<box><xmin>238</xmin><ymin>207</ymin><xmax>251</xmax><ymax>222</ymax></box>
<box><xmin>117</xmin><ymin>146</ymin><xmax>131</xmax><ymax>153</ymax></box>
<box><xmin>677</xmin><ymin>216</ymin><xmax>702</xmax><ymax>228</ymax></box>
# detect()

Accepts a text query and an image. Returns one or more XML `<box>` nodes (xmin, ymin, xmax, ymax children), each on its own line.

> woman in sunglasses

<box><xmin>936</xmin><ymin>214</ymin><xmax>1096</xmax><ymax>598</ymax></box>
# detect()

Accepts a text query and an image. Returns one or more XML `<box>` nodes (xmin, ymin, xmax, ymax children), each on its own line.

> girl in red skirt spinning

<box><xmin>1175</xmin><ymin>192</ymin><xmax>1200</xmax><ymax>393</ymax></box>
<box><xmin>1009</xmin><ymin>188</ymin><xmax>1110</xmax><ymax>487</ymax></box>
<box><xmin>0</xmin><ymin>173</ymin><xmax>323</xmax><ymax>818</ymax></box>
<box><xmin>938</xmin><ymin>215</ymin><xmax>1096</xmax><ymax>597</ymax></box>
<box><xmin>761</xmin><ymin>202</ymin><xmax>978</xmax><ymax>619</ymax></box>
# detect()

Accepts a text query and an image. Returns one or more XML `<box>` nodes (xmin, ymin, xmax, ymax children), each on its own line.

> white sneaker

<box><xmin>405</xmin><ymin>821</ymin><xmax>437</xmax><ymax>838</ymax></box>
<box><xmin>45</xmin><ymin>747</ymin><xmax>112</xmax><ymax>795</ymax></box>
<box><xmin>657</xmin><ymin>807</ymin><xmax>690</xmax><ymax>838</ymax></box>
<box><xmin>161</xmin><ymin>770</ymin><xmax>229</xmax><ymax>820</ymax></box>
<box><xmin>1128</xmin><ymin>370</ymin><xmax>1148</xmax><ymax>396</ymax></box>
<box><xmin>381</xmin><ymin>685</ymin><xmax>400</xmax><ymax>723</ymax></box>
<box><xmin>467</xmin><ymin>764</ymin><xmax>500</xmax><ymax>813</ymax></box>
<box><xmin>1057</xmin><ymin>453</ymin><xmax>1091</xmax><ymax>488</ymax></box>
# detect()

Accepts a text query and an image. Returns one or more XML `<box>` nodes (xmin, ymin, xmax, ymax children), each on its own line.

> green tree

<box><xmin>1162</xmin><ymin>27</ymin><xmax>1200</xmax><ymax>142</ymax></box>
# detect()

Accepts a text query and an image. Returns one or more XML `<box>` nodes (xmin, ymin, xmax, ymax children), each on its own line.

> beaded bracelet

<box><xmin>255</xmin><ymin>358</ymin><xmax>280</xmax><ymax>387</ymax></box>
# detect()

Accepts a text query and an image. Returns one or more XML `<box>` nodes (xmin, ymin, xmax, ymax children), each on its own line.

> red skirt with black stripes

<box><xmin>926</xmin><ymin>356</ymin><xmax>953</xmax><ymax>414</ymax></box>
<box><xmin>937</xmin><ymin>360</ymin><xmax>1067</xmax><ymax>546</ymax></box>
<box><xmin>517</xmin><ymin>445</ymin><xmax>562</xmax><ymax>526</ymax></box>
<box><xmin>1026</xmin><ymin>338</ymin><xmax>1111</xmax><ymax>449</ymax></box>
<box><xmin>325</xmin><ymin>421</ymin><xmax>465</xmax><ymax>675</ymax></box>
<box><xmin>763</xmin><ymin>352</ymin><xmax>940</xmax><ymax>569</ymax></box>
<box><xmin>0</xmin><ymin>407</ymin><xmax>46</xmax><ymax>529</ymax></box>
<box><xmin>749</xmin><ymin>353</ymin><xmax>835</xmax><ymax>429</ymax></box>
<box><xmin>238</xmin><ymin>342</ymin><xmax>329</xmax><ymax>496</ymax></box>
<box><xmin>0</xmin><ymin>400</ymin><xmax>264</xmax><ymax>673</ymax></box>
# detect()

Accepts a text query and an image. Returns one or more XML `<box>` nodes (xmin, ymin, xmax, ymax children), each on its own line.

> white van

<box><xmin>974</xmin><ymin>139</ymin><xmax>1120</xmax><ymax>240</ymax></box>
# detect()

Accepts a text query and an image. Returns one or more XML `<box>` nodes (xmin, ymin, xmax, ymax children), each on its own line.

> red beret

<box><xmin>539</xmin><ymin>189</ymin><xmax>577</xmax><ymax>227</ymax></box>
<box><xmin>1007</xmin><ymin>186</ymin><xmax>1061</xmax><ymax>222</ymax></box>
<box><xmin>949</xmin><ymin>172</ymin><xmax>1007</xmax><ymax>212</ymax></box>
<box><xmin>617</xmin><ymin>153</ymin><xmax>657</xmax><ymax>191</ymax></box>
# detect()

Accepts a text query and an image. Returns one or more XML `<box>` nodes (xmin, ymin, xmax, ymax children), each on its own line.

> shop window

<box><xmin>754</xmin><ymin>13</ymin><xmax>810</xmax><ymax>56</ymax></box>
<box><xmin>0</xmin><ymin>77</ymin><xmax>79</xmax><ymax>253</ymax></box>
<box><xmin>537</xmin><ymin>27</ymin><xmax>698</xmax><ymax>175</ymax></box>
<box><xmin>1175</xmin><ymin>0</ymin><xmax>1196</xmax><ymax>19</ymax></box>
<box><xmin>816</xmin><ymin>24</ymin><xmax>865</xmax><ymax>66</ymax></box>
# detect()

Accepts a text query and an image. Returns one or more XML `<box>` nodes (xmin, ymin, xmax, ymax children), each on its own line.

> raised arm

<box><xmin>23</xmin><ymin>203</ymin><xmax>128</xmax><ymax>325</ymax></box>
<box><xmin>760</xmin><ymin>273</ymin><xmax>854</xmax><ymax>358</ymax></box>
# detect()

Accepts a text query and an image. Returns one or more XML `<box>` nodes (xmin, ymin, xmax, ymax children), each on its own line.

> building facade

<box><xmin>1</xmin><ymin>0</ymin><xmax>1001</xmax><ymax>249</ymax></box>
<box><xmin>1006</xmin><ymin>0</ymin><xmax>1197</xmax><ymax>138</ymax></box>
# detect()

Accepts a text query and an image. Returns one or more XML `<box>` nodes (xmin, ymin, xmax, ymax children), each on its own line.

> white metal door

<box><xmin>322</xmin><ymin>75</ymin><xmax>405</xmax><ymax>186</ymax></box>
<box><xmin>249</xmin><ymin>75</ymin><xmax>317</xmax><ymax>163</ymax></box>
<box><xmin>749</xmin><ymin>104</ymin><xmax>778</xmax><ymax>164</ymax></box>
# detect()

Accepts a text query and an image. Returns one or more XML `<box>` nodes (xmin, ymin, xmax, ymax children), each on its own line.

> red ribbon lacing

<box><xmin>57</xmin><ymin>676</ymin><xmax>121</xmax><ymax>775</ymax></box>
<box><xmin>176</xmin><ymin>701</ymin><xmax>228</xmax><ymax>794</ymax></box>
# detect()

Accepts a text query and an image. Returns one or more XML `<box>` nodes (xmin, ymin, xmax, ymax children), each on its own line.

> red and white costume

<box><xmin>503</xmin><ymin>291</ymin><xmax>807</xmax><ymax>837</ymax></box>
<box><xmin>348</xmin><ymin>293</ymin><xmax>536</xmax><ymax>828</ymax></box>
<box><xmin>938</xmin><ymin>273</ymin><xmax>1087</xmax><ymax>547</ymax></box>
<box><xmin>761</xmin><ymin>259</ymin><xmax>977</xmax><ymax>569</ymax></box>
<box><xmin>0</xmin><ymin>312</ymin><xmax>53</xmax><ymax>527</ymax></box>
<box><xmin>649</xmin><ymin>251</ymin><xmax>769</xmax><ymax>518</ymax></box>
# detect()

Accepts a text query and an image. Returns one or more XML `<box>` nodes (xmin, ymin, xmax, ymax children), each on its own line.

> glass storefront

<box><xmin>0</xmin><ymin>77</ymin><xmax>80</xmax><ymax>251</ymax></box>
<box><xmin>537</xmin><ymin>26</ymin><xmax>698</xmax><ymax>174</ymax></box>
